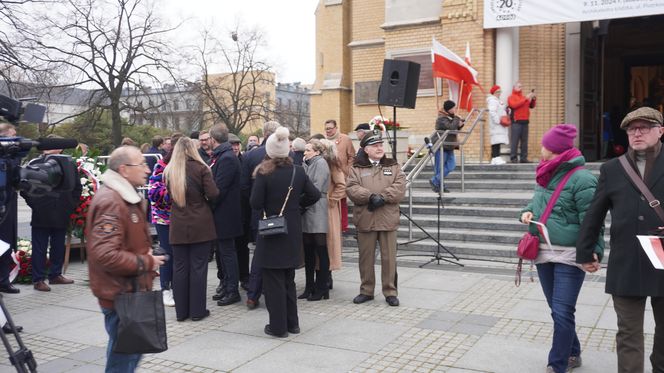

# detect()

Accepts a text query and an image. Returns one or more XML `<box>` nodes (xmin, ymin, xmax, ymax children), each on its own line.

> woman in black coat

<box><xmin>250</xmin><ymin>127</ymin><xmax>320</xmax><ymax>338</ymax></box>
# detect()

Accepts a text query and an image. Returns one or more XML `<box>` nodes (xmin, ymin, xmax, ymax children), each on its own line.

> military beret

<box><xmin>360</xmin><ymin>130</ymin><xmax>384</xmax><ymax>148</ymax></box>
<box><xmin>620</xmin><ymin>107</ymin><xmax>663</xmax><ymax>129</ymax></box>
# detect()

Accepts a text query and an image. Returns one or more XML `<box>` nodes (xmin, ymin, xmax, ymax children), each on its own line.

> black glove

<box><xmin>368</xmin><ymin>194</ymin><xmax>385</xmax><ymax>212</ymax></box>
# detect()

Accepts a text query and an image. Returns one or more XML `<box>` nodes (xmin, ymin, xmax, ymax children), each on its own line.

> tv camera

<box><xmin>0</xmin><ymin>94</ymin><xmax>78</xmax><ymax>225</ymax></box>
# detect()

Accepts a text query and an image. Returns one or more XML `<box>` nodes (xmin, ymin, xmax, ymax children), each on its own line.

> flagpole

<box><xmin>458</xmin><ymin>80</ymin><xmax>465</xmax><ymax>111</ymax></box>
<box><xmin>433</xmin><ymin>77</ymin><xmax>440</xmax><ymax>112</ymax></box>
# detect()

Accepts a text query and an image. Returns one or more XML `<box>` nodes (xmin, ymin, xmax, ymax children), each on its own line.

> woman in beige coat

<box><xmin>321</xmin><ymin>140</ymin><xmax>345</xmax><ymax>275</ymax></box>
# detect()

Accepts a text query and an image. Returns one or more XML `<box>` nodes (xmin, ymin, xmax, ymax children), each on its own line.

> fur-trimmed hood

<box><xmin>100</xmin><ymin>169</ymin><xmax>143</xmax><ymax>204</ymax></box>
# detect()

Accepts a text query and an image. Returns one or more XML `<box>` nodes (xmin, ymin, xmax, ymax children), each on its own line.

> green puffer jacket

<box><xmin>520</xmin><ymin>156</ymin><xmax>605</xmax><ymax>260</ymax></box>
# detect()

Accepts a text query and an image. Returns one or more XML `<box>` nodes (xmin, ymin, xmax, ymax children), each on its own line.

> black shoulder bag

<box><xmin>258</xmin><ymin>167</ymin><xmax>295</xmax><ymax>237</ymax></box>
<box><xmin>113</xmin><ymin>256</ymin><xmax>168</xmax><ymax>354</ymax></box>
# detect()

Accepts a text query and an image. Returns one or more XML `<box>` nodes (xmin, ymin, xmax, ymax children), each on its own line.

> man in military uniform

<box><xmin>346</xmin><ymin>131</ymin><xmax>406</xmax><ymax>306</ymax></box>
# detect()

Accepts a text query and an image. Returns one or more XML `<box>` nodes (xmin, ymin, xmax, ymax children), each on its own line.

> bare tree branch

<box><xmin>19</xmin><ymin>0</ymin><xmax>178</xmax><ymax>145</ymax></box>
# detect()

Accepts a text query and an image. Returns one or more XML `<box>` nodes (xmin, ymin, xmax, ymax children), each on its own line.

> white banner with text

<box><xmin>484</xmin><ymin>0</ymin><xmax>664</xmax><ymax>29</ymax></box>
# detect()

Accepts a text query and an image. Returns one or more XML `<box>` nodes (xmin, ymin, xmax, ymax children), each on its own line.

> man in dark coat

<box><xmin>577</xmin><ymin>107</ymin><xmax>664</xmax><ymax>373</ymax></box>
<box><xmin>229</xmin><ymin>133</ymin><xmax>250</xmax><ymax>289</ymax></box>
<box><xmin>22</xmin><ymin>146</ymin><xmax>82</xmax><ymax>292</ymax></box>
<box><xmin>198</xmin><ymin>130</ymin><xmax>212</xmax><ymax>164</ymax></box>
<box><xmin>240</xmin><ymin>121</ymin><xmax>281</xmax><ymax>309</ymax></box>
<box><xmin>144</xmin><ymin>135</ymin><xmax>164</xmax><ymax>172</ymax></box>
<box><xmin>209</xmin><ymin>123</ymin><xmax>243</xmax><ymax>306</ymax></box>
<box><xmin>0</xmin><ymin>122</ymin><xmax>20</xmax><ymax>296</ymax></box>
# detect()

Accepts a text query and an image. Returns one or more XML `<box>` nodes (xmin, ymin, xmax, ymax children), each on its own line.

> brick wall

<box><xmin>311</xmin><ymin>0</ymin><xmax>567</xmax><ymax>162</ymax></box>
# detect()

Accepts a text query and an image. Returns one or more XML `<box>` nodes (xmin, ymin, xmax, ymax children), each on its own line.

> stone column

<box><xmin>496</xmin><ymin>27</ymin><xmax>519</xmax><ymax>101</ymax></box>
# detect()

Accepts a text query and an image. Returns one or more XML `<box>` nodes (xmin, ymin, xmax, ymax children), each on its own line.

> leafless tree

<box><xmin>25</xmin><ymin>0</ymin><xmax>178</xmax><ymax>145</ymax></box>
<box><xmin>190</xmin><ymin>26</ymin><xmax>274</xmax><ymax>135</ymax></box>
<box><xmin>0</xmin><ymin>0</ymin><xmax>56</xmax><ymax>96</ymax></box>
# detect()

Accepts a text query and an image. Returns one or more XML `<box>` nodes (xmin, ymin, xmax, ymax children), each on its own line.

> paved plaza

<box><xmin>0</xmin><ymin>251</ymin><xmax>656</xmax><ymax>373</ymax></box>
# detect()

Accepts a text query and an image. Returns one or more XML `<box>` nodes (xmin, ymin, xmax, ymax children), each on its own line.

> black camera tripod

<box><xmin>0</xmin><ymin>294</ymin><xmax>37</xmax><ymax>372</ymax></box>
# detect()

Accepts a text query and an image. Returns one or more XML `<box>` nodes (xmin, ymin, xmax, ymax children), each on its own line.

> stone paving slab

<box><xmin>158</xmin><ymin>331</ymin><xmax>283</xmax><ymax>371</ymax></box>
<box><xmin>234</xmin><ymin>341</ymin><xmax>369</xmax><ymax>373</ymax></box>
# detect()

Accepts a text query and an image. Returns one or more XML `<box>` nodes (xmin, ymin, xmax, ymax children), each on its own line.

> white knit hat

<box><xmin>266</xmin><ymin>127</ymin><xmax>290</xmax><ymax>158</ymax></box>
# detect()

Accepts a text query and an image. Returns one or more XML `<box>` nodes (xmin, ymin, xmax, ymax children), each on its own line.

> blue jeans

<box><xmin>431</xmin><ymin>149</ymin><xmax>456</xmax><ymax>188</ymax></box>
<box><xmin>155</xmin><ymin>224</ymin><xmax>173</xmax><ymax>290</ymax></box>
<box><xmin>31</xmin><ymin>227</ymin><xmax>66</xmax><ymax>282</ymax></box>
<box><xmin>102</xmin><ymin>308</ymin><xmax>141</xmax><ymax>373</ymax></box>
<box><xmin>536</xmin><ymin>262</ymin><xmax>586</xmax><ymax>373</ymax></box>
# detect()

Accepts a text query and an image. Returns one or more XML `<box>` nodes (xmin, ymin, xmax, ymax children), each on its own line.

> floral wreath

<box><xmin>69</xmin><ymin>157</ymin><xmax>103</xmax><ymax>239</ymax></box>
<box><xmin>369</xmin><ymin>115</ymin><xmax>403</xmax><ymax>131</ymax></box>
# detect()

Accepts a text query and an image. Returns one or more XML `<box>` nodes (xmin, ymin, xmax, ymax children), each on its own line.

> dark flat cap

<box><xmin>228</xmin><ymin>133</ymin><xmax>242</xmax><ymax>143</ymax></box>
<box><xmin>620</xmin><ymin>107</ymin><xmax>663</xmax><ymax>129</ymax></box>
<box><xmin>354</xmin><ymin>123</ymin><xmax>370</xmax><ymax>131</ymax></box>
<box><xmin>360</xmin><ymin>130</ymin><xmax>383</xmax><ymax>148</ymax></box>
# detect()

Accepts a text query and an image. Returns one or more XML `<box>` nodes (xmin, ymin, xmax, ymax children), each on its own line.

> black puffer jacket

<box><xmin>21</xmin><ymin>155</ymin><xmax>82</xmax><ymax>229</ymax></box>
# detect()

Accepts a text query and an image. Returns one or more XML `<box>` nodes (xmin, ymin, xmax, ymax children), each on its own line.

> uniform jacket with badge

<box><xmin>168</xmin><ymin>158</ymin><xmax>219</xmax><ymax>245</ymax></box>
<box><xmin>302</xmin><ymin>155</ymin><xmax>329</xmax><ymax>234</ymax></box>
<box><xmin>21</xmin><ymin>155</ymin><xmax>82</xmax><ymax>229</ymax></box>
<box><xmin>210</xmin><ymin>142</ymin><xmax>243</xmax><ymax>240</ymax></box>
<box><xmin>577</xmin><ymin>144</ymin><xmax>664</xmax><ymax>297</ymax></box>
<box><xmin>251</xmin><ymin>165</ymin><xmax>320</xmax><ymax>269</ymax></box>
<box><xmin>346</xmin><ymin>151</ymin><xmax>406</xmax><ymax>232</ymax></box>
<box><xmin>86</xmin><ymin>170</ymin><xmax>156</xmax><ymax>309</ymax></box>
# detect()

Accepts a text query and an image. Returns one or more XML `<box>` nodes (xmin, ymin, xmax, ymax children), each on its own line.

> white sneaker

<box><xmin>495</xmin><ymin>157</ymin><xmax>506</xmax><ymax>165</ymax></box>
<box><xmin>162</xmin><ymin>289</ymin><xmax>175</xmax><ymax>307</ymax></box>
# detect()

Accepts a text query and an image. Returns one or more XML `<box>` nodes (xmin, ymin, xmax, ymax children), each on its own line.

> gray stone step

<box><xmin>401</xmin><ymin>204</ymin><xmax>521</xmax><ymax>219</ymax></box>
<box><xmin>343</xmin><ymin>236</ymin><xmax>612</xmax><ymax>261</ymax></box>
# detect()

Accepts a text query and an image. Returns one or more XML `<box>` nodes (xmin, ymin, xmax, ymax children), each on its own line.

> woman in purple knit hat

<box><xmin>519</xmin><ymin>124</ymin><xmax>605</xmax><ymax>373</ymax></box>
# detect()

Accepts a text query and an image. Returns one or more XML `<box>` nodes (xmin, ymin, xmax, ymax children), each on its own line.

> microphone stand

<box><xmin>398</xmin><ymin>137</ymin><xmax>462</xmax><ymax>268</ymax></box>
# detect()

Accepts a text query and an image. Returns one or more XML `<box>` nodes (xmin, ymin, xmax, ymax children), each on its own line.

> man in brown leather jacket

<box><xmin>87</xmin><ymin>146</ymin><xmax>165</xmax><ymax>372</ymax></box>
<box><xmin>346</xmin><ymin>131</ymin><xmax>406</xmax><ymax>307</ymax></box>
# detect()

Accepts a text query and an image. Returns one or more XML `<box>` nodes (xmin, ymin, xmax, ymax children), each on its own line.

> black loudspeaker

<box><xmin>377</xmin><ymin>59</ymin><xmax>421</xmax><ymax>109</ymax></box>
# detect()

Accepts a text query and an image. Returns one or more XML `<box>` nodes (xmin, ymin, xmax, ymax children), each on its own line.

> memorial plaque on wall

<box><xmin>355</xmin><ymin>81</ymin><xmax>381</xmax><ymax>105</ymax></box>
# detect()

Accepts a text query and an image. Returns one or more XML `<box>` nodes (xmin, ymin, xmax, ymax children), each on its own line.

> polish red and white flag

<box><xmin>431</xmin><ymin>38</ymin><xmax>479</xmax><ymax>85</ymax></box>
<box><xmin>432</xmin><ymin>38</ymin><xmax>478</xmax><ymax>109</ymax></box>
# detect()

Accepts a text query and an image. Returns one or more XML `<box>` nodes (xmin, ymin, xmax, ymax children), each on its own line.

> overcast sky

<box><xmin>162</xmin><ymin>0</ymin><xmax>319</xmax><ymax>84</ymax></box>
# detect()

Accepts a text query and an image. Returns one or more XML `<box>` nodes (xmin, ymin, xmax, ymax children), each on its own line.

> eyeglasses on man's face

<box><xmin>626</xmin><ymin>125</ymin><xmax>662</xmax><ymax>135</ymax></box>
<box><xmin>124</xmin><ymin>162</ymin><xmax>149</xmax><ymax>168</ymax></box>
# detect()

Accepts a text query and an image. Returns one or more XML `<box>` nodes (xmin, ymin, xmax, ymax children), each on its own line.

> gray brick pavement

<box><xmin>0</xmin><ymin>258</ymin><xmax>654</xmax><ymax>373</ymax></box>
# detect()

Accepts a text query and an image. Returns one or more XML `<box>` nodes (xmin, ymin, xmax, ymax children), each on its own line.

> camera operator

<box><xmin>20</xmin><ymin>135</ymin><xmax>82</xmax><ymax>292</ymax></box>
<box><xmin>0</xmin><ymin>122</ymin><xmax>20</xmax><ymax>295</ymax></box>
<box><xmin>0</xmin><ymin>122</ymin><xmax>23</xmax><ymax>334</ymax></box>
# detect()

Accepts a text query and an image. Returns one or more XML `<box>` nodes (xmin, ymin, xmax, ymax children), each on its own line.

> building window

<box><xmin>386</xmin><ymin>48</ymin><xmax>438</xmax><ymax>96</ymax></box>
<box><xmin>384</xmin><ymin>0</ymin><xmax>441</xmax><ymax>27</ymax></box>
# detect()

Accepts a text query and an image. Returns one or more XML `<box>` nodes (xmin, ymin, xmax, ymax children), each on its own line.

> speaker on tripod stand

<box><xmin>377</xmin><ymin>59</ymin><xmax>420</xmax><ymax>159</ymax></box>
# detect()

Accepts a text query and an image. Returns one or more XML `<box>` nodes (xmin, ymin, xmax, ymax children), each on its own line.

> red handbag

<box><xmin>515</xmin><ymin>166</ymin><xmax>582</xmax><ymax>285</ymax></box>
<box><xmin>499</xmin><ymin>115</ymin><xmax>511</xmax><ymax>127</ymax></box>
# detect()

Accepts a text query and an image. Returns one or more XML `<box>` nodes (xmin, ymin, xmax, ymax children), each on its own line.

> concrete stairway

<box><xmin>344</xmin><ymin>162</ymin><xmax>608</xmax><ymax>265</ymax></box>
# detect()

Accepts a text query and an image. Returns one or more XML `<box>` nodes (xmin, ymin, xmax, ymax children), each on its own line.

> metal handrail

<box><xmin>401</xmin><ymin>108</ymin><xmax>487</xmax><ymax>240</ymax></box>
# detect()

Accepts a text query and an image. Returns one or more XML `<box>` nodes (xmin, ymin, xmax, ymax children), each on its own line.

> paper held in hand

<box><xmin>531</xmin><ymin>221</ymin><xmax>552</xmax><ymax>250</ymax></box>
<box><xmin>636</xmin><ymin>236</ymin><xmax>664</xmax><ymax>270</ymax></box>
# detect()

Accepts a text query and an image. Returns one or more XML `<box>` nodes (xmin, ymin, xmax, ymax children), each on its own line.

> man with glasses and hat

<box><xmin>577</xmin><ymin>106</ymin><xmax>664</xmax><ymax>373</ymax></box>
<box><xmin>346</xmin><ymin>130</ymin><xmax>406</xmax><ymax>307</ymax></box>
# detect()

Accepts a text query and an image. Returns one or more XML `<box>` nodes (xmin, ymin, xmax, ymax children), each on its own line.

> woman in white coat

<box><xmin>487</xmin><ymin>85</ymin><xmax>509</xmax><ymax>165</ymax></box>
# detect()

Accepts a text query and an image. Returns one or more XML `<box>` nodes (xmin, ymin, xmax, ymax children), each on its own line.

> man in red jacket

<box><xmin>508</xmin><ymin>81</ymin><xmax>537</xmax><ymax>163</ymax></box>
